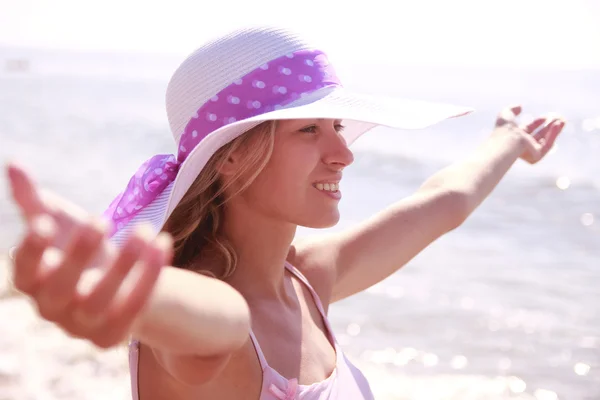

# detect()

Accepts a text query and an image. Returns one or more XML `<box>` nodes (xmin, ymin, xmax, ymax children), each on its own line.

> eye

<box><xmin>299</xmin><ymin>125</ymin><xmax>318</xmax><ymax>134</ymax></box>
<box><xmin>335</xmin><ymin>123</ymin><xmax>346</xmax><ymax>132</ymax></box>
<box><xmin>299</xmin><ymin>123</ymin><xmax>345</xmax><ymax>134</ymax></box>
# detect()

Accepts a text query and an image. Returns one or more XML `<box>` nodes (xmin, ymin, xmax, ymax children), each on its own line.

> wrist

<box><xmin>488</xmin><ymin>127</ymin><xmax>528</xmax><ymax>155</ymax></box>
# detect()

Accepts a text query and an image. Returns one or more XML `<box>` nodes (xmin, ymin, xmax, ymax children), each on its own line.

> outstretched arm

<box><xmin>295</xmin><ymin>106</ymin><xmax>565</xmax><ymax>303</ymax></box>
<box><xmin>6</xmin><ymin>163</ymin><xmax>250</xmax><ymax>384</ymax></box>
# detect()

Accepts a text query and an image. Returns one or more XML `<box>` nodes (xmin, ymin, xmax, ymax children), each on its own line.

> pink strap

<box><xmin>269</xmin><ymin>378</ymin><xmax>299</xmax><ymax>399</ymax></box>
<box><xmin>249</xmin><ymin>330</ymin><xmax>269</xmax><ymax>370</ymax></box>
<box><xmin>129</xmin><ymin>339</ymin><xmax>140</xmax><ymax>400</ymax></box>
<box><xmin>249</xmin><ymin>263</ymin><xmax>333</xmax><ymax>371</ymax></box>
<box><xmin>284</xmin><ymin>262</ymin><xmax>334</xmax><ymax>339</ymax></box>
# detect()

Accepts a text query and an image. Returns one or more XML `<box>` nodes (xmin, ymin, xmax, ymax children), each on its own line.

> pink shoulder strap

<box><xmin>248</xmin><ymin>262</ymin><xmax>336</xmax><ymax>372</ymax></box>
<box><xmin>129</xmin><ymin>339</ymin><xmax>140</xmax><ymax>400</ymax></box>
<box><xmin>284</xmin><ymin>262</ymin><xmax>335</xmax><ymax>341</ymax></box>
<box><xmin>248</xmin><ymin>330</ymin><xmax>269</xmax><ymax>369</ymax></box>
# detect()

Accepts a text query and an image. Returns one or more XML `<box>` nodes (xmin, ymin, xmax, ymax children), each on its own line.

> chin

<box><xmin>298</xmin><ymin>210</ymin><xmax>341</xmax><ymax>229</ymax></box>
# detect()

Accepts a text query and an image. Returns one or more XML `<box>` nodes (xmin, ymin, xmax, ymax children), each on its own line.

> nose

<box><xmin>322</xmin><ymin>128</ymin><xmax>354</xmax><ymax>170</ymax></box>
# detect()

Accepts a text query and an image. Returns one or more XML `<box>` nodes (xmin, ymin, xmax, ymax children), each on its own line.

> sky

<box><xmin>1</xmin><ymin>0</ymin><xmax>599</xmax><ymax>68</ymax></box>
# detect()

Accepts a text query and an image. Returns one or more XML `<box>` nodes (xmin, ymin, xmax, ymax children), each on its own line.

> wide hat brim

<box><xmin>110</xmin><ymin>86</ymin><xmax>472</xmax><ymax>245</ymax></box>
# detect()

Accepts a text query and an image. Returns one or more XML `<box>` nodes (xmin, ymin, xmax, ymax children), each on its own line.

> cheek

<box><xmin>245</xmin><ymin>150</ymin><xmax>313</xmax><ymax>206</ymax></box>
<box><xmin>255</xmin><ymin>160</ymin><xmax>308</xmax><ymax>198</ymax></box>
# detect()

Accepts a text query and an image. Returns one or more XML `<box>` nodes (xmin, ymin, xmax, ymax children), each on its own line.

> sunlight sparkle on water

<box><xmin>367</xmin><ymin>347</ymin><xmax>397</xmax><ymax>364</ymax></box>
<box><xmin>508</xmin><ymin>376</ymin><xmax>527</xmax><ymax>393</ymax></box>
<box><xmin>555</xmin><ymin>176</ymin><xmax>571</xmax><ymax>190</ymax></box>
<box><xmin>421</xmin><ymin>353</ymin><xmax>439</xmax><ymax>367</ymax></box>
<box><xmin>450</xmin><ymin>355</ymin><xmax>468</xmax><ymax>370</ymax></box>
<box><xmin>582</xmin><ymin>116</ymin><xmax>600</xmax><ymax>132</ymax></box>
<box><xmin>534</xmin><ymin>388</ymin><xmax>558</xmax><ymax>400</ymax></box>
<box><xmin>574</xmin><ymin>362</ymin><xmax>590</xmax><ymax>376</ymax></box>
<box><xmin>393</xmin><ymin>347</ymin><xmax>419</xmax><ymax>366</ymax></box>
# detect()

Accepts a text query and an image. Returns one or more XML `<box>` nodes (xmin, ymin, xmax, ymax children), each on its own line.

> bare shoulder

<box><xmin>287</xmin><ymin>235</ymin><xmax>339</xmax><ymax>313</ymax></box>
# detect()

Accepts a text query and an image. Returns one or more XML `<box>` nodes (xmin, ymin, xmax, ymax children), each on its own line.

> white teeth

<box><xmin>315</xmin><ymin>183</ymin><xmax>339</xmax><ymax>192</ymax></box>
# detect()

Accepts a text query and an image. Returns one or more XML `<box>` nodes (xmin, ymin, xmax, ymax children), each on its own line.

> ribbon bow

<box><xmin>103</xmin><ymin>154</ymin><xmax>180</xmax><ymax>236</ymax></box>
<box><xmin>269</xmin><ymin>378</ymin><xmax>299</xmax><ymax>400</ymax></box>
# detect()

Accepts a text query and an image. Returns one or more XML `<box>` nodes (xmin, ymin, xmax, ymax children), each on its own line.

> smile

<box><xmin>313</xmin><ymin>182</ymin><xmax>342</xmax><ymax>200</ymax></box>
<box><xmin>314</xmin><ymin>182</ymin><xmax>339</xmax><ymax>192</ymax></box>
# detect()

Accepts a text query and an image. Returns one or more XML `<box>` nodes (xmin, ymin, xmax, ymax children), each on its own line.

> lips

<box><xmin>313</xmin><ymin>181</ymin><xmax>342</xmax><ymax>200</ymax></box>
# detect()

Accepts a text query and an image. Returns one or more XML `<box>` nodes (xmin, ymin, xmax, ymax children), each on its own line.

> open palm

<box><xmin>494</xmin><ymin>105</ymin><xmax>566</xmax><ymax>164</ymax></box>
<box><xmin>6</xmin><ymin>163</ymin><xmax>172</xmax><ymax>348</ymax></box>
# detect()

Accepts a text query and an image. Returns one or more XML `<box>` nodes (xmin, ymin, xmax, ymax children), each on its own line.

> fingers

<box><xmin>529</xmin><ymin>118</ymin><xmax>565</xmax><ymax>145</ymax></box>
<box><xmin>519</xmin><ymin>119</ymin><xmax>566</xmax><ymax>164</ymax></box>
<box><xmin>75</xmin><ymin>225</ymin><xmax>154</xmax><ymax>321</ymax></box>
<box><xmin>65</xmin><ymin>227</ymin><xmax>172</xmax><ymax>348</ymax></box>
<box><xmin>493</xmin><ymin>106</ymin><xmax>567</xmax><ymax>165</ymax></box>
<box><xmin>509</xmin><ymin>105</ymin><xmax>522</xmax><ymax>115</ymax></box>
<box><xmin>36</xmin><ymin>217</ymin><xmax>108</xmax><ymax>320</ymax></box>
<box><xmin>7</xmin><ymin>161</ymin><xmax>171</xmax><ymax>349</ymax></box>
<box><xmin>92</xmin><ymin>232</ymin><xmax>172</xmax><ymax>348</ymax></box>
<box><xmin>26</xmin><ymin>222</ymin><xmax>170</xmax><ymax>349</ymax></box>
<box><xmin>12</xmin><ymin>215</ymin><xmax>56</xmax><ymax>293</ymax></box>
<box><xmin>522</xmin><ymin>117</ymin><xmax>547</xmax><ymax>134</ymax></box>
<box><xmin>539</xmin><ymin>119</ymin><xmax>565</xmax><ymax>153</ymax></box>
<box><xmin>6</xmin><ymin>163</ymin><xmax>92</xmax><ymax>251</ymax></box>
<box><xmin>114</xmin><ymin>232</ymin><xmax>173</xmax><ymax>321</ymax></box>
<box><xmin>6</xmin><ymin>162</ymin><xmax>45</xmax><ymax>220</ymax></box>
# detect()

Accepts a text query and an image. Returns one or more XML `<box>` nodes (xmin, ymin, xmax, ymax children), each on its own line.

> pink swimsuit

<box><xmin>129</xmin><ymin>263</ymin><xmax>375</xmax><ymax>399</ymax></box>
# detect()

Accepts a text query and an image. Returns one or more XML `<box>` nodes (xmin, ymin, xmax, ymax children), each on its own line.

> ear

<box><xmin>217</xmin><ymin>149</ymin><xmax>242</xmax><ymax>177</ymax></box>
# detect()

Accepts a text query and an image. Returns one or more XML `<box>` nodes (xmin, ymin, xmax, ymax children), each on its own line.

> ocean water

<box><xmin>0</xmin><ymin>48</ymin><xmax>598</xmax><ymax>400</ymax></box>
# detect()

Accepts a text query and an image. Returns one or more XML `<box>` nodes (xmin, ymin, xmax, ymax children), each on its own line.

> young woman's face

<box><xmin>238</xmin><ymin>118</ymin><xmax>354</xmax><ymax>228</ymax></box>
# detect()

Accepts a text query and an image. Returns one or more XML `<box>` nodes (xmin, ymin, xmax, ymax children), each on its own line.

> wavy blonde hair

<box><xmin>161</xmin><ymin>121</ymin><xmax>276</xmax><ymax>279</ymax></box>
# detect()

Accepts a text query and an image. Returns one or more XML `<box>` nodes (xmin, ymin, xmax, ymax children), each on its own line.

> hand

<box><xmin>6</xmin><ymin>162</ymin><xmax>173</xmax><ymax>348</ymax></box>
<box><xmin>494</xmin><ymin>105</ymin><xmax>566</xmax><ymax>164</ymax></box>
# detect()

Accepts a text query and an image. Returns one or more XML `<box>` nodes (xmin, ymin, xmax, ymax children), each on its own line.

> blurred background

<box><xmin>0</xmin><ymin>0</ymin><xmax>598</xmax><ymax>399</ymax></box>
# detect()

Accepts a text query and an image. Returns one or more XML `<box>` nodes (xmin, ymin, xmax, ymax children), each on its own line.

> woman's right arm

<box><xmin>131</xmin><ymin>265</ymin><xmax>251</xmax><ymax>356</ymax></box>
<box><xmin>6</xmin><ymin>162</ymin><xmax>250</xmax><ymax>384</ymax></box>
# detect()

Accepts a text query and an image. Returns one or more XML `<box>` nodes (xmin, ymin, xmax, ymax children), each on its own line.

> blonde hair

<box><xmin>161</xmin><ymin>121</ymin><xmax>276</xmax><ymax>279</ymax></box>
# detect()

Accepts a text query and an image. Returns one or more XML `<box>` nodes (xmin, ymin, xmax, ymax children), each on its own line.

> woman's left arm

<box><xmin>296</xmin><ymin>106</ymin><xmax>565</xmax><ymax>303</ymax></box>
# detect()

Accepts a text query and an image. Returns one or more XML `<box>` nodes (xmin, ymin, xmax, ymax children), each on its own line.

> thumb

<box><xmin>496</xmin><ymin>104</ymin><xmax>523</xmax><ymax>127</ymax></box>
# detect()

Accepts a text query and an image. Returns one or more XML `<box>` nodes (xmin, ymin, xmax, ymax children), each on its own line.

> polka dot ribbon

<box><xmin>103</xmin><ymin>49</ymin><xmax>342</xmax><ymax>236</ymax></box>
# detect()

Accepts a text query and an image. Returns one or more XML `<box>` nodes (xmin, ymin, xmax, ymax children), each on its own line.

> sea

<box><xmin>0</xmin><ymin>47</ymin><xmax>598</xmax><ymax>400</ymax></box>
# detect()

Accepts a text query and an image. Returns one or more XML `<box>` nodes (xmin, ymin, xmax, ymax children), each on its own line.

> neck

<box><xmin>221</xmin><ymin>202</ymin><xmax>297</xmax><ymax>302</ymax></box>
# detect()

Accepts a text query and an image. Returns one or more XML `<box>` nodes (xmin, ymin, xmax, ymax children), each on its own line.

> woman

<box><xmin>6</xmin><ymin>26</ymin><xmax>565</xmax><ymax>399</ymax></box>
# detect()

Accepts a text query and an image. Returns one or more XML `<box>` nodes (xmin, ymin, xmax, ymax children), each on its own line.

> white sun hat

<box><xmin>103</xmin><ymin>25</ymin><xmax>473</xmax><ymax>245</ymax></box>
